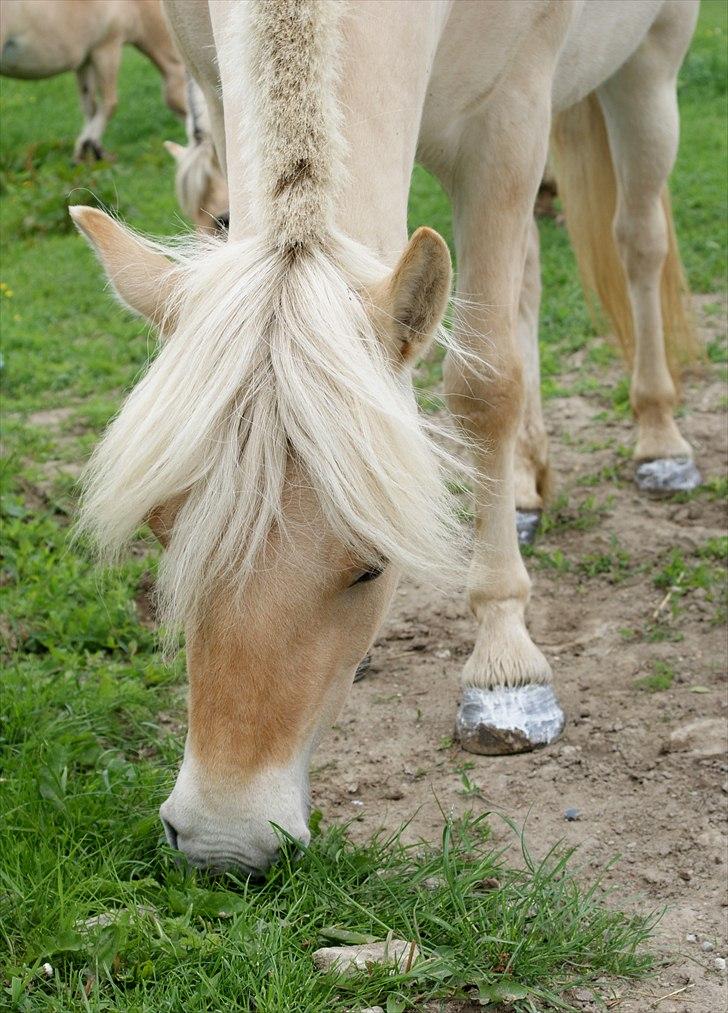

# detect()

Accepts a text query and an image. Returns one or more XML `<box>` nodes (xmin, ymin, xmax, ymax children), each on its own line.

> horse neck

<box><xmin>212</xmin><ymin>0</ymin><xmax>449</xmax><ymax>264</ymax></box>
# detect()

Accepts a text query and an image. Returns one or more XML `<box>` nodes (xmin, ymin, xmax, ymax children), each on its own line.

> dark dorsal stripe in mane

<box><xmin>247</xmin><ymin>0</ymin><xmax>344</xmax><ymax>251</ymax></box>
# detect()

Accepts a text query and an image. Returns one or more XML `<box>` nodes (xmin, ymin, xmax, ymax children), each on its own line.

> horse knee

<box><xmin>614</xmin><ymin>205</ymin><xmax>667</xmax><ymax>281</ymax></box>
<box><xmin>444</xmin><ymin>352</ymin><xmax>524</xmax><ymax>442</ymax></box>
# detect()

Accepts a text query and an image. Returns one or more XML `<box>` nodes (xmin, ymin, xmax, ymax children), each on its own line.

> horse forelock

<box><xmin>78</xmin><ymin>234</ymin><xmax>464</xmax><ymax>644</ymax></box>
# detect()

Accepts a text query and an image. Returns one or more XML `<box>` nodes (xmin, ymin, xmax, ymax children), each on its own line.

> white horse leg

<box><xmin>597</xmin><ymin>4</ymin><xmax>700</xmax><ymax>493</ymax></box>
<box><xmin>73</xmin><ymin>38</ymin><xmax>120</xmax><ymax>162</ymax></box>
<box><xmin>515</xmin><ymin>218</ymin><xmax>549</xmax><ymax>546</ymax></box>
<box><xmin>444</xmin><ymin>99</ymin><xmax>564</xmax><ymax>755</ymax></box>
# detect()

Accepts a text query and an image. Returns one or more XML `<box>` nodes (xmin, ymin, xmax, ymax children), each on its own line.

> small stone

<box><xmin>564</xmin><ymin>807</ymin><xmax>580</xmax><ymax>821</ymax></box>
<box><xmin>702</xmin><ymin>940</ymin><xmax>714</xmax><ymax>952</ymax></box>
<box><xmin>715</xmin><ymin>957</ymin><xmax>726</xmax><ymax>972</ymax></box>
<box><xmin>668</xmin><ymin>718</ymin><xmax>728</xmax><ymax>759</ymax></box>
<box><xmin>573</xmin><ymin>987</ymin><xmax>593</xmax><ymax>1003</ymax></box>
<box><xmin>434</xmin><ymin>649</ymin><xmax>451</xmax><ymax>659</ymax></box>
<box><xmin>643</xmin><ymin>868</ymin><xmax>669</xmax><ymax>886</ymax></box>
<box><xmin>383</xmin><ymin>787</ymin><xmax>404</xmax><ymax>800</ymax></box>
<box><xmin>42</xmin><ymin>963</ymin><xmax>53</xmax><ymax>979</ymax></box>
<box><xmin>312</xmin><ymin>939</ymin><xmax>419</xmax><ymax>976</ymax></box>
<box><xmin>359</xmin><ymin>1007</ymin><xmax>384</xmax><ymax>1013</ymax></box>
<box><xmin>678</xmin><ymin>868</ymin><xmax>693</xmax><ymax>882</ymax></box>
<box><xmin>686</xmin><ymin>934</ymin><xmax>697</xmax><ymax>943</ymax></box>
<box><xmin>346</xmin><ymin>783</ymin><xmax>359</xmax><ymax>794</ymax></box>
<box><xmin>478</xmin><ymin>877</ymin><xmax>501</xmax><ymax>891</ymax></box>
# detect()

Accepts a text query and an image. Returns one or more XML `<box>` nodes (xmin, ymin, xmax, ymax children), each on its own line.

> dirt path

<box><xmin>312</xmin><ymin>303</ymin><xmax>728</xmax><ymax>1012</ymax></box>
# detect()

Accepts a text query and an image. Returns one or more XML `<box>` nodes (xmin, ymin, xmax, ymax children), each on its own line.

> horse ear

<box><xmin>164</xmin><ymin>140</ymin><xmax>185</xmax><ymax>162</ymax></box>
<box><xmin>370</xmin><ymin>227</ymin><xmax>452</xmax><ymax>365</ymax></box>
<box><xmin>69</xmin><ymin>205</ymin><xmax>179</xmax><ymax>334</ymax></box>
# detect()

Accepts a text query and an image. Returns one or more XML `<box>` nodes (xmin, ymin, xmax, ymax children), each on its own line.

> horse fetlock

<box><xmin>633</xmin><ymin>411</ymin><xmax>692</xmax><ymax>463</ymax></box>
<box><xmin>461</xmin><ymin>598</ymin><xmax>551</xmax><ymax>688</ymax></box>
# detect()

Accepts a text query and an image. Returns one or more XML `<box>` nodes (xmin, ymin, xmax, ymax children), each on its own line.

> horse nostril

<box><xmin>161</xmin><ymin>817</ymin><xmax>179</xmax><ymax>851</ymax></box>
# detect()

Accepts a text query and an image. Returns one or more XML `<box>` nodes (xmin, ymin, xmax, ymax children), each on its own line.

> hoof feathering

<box><xmin>516</xmin><ymin>510</ymin><xmax>541</xmax><ymax>546</ymax></box>
<box><xmin>455</xmin><ymin>684</ymin><xmax>565</xmax><ymax>755</ymax></box>
<box><xmin>634</xmin><ymin>457</ymin><xmax>701</xmax><ymax>494</ymax></box>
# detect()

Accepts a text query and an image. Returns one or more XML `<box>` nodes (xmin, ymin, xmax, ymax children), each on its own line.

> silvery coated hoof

<box><xmin>353</xmin><ymin>654</ymin><xmax>371</xmax><ymax>683</ymax></box>
<box><xmin>516</xmin><ymin>510</ymin><xmax>541</xmax><ymax>546</ymax></box>
<box><xmin>455</xmin><ymin>684</ymin><xmax>565</xmax><ymax>755</ymax></box>
<box><xmin>634</xmin><ymin>457</ymin><xmax>701</xmax><ymax>494</ymax></box>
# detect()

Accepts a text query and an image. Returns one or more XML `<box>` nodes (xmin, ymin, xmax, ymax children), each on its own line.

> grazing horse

<box><xmin>71</xmin><ymin>0</ymin><xmax>700</xmax><ymax>873</ymax></box>
<box><xmin>0</xmin><ymin>0</ymin><xmax>186</xmax><ymax>160</ymax></box>
<box><xmin>164</xmin><ymin>77</ymin><xmax>229</xmax><ymax>234</ymax></box>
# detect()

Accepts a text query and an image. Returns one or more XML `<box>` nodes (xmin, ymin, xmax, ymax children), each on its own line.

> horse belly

<box><xmin>552</xmin><ymin>0</ymin><xmax>666</xmax><ymax>111</ymax></box>
<box><xmin>0</xmin><ymin>0</ymin><xmax>107</xmax><ymax>78</ymax></box>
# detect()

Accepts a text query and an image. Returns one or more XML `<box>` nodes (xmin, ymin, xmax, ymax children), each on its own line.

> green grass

<box><xmin>635</xmin><ymin>660</ymin><xmax>676</xmax><ymax>693</ymax></box>
<box><xmin>2</xmin><ymin>5</ymin><xmax>727</xmax><ymax>1010</ymax></box>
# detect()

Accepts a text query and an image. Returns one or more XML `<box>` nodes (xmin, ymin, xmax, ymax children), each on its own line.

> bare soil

<box><xmin>312</xmin><ymin>302</ymin><xmax>728</xmax><ymax>1012</ymax></box>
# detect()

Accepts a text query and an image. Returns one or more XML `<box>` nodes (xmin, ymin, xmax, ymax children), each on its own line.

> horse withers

<box><xmin>71</xmin><ymin>0</ymin><xmax>701</xmax><ymax>873</ymax></box>
<box><xmin>0</xmin><ymin>0</ymin><xmax>186</xmax><ymax>161</ymax></box>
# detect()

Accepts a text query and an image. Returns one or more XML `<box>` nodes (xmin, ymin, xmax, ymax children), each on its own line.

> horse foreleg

<box><xmin>597</xmin><ymin>3</ymin><xmax>700</xmax><ymax>493</ymax></box>
<box><xmin>514</xmin><ymin>218</ymin><xmax>549</xmax><ymax>546</ymax></box>
<box><xmin>73</xmin><ymin>37</ymin><xmax>120</xmax><ymax>162</ymax></box>
<box><xmin>444</xmin><ymin>97</ymin><xmax>564</xmax><ymax>755</ymax></box>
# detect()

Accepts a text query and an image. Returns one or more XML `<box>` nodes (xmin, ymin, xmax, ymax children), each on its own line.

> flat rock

<box><xmin>312</xmin><ymin>939</ymin><xmax>419</xmax><ymax>976</ymax></box>
<box><xmin>668</xmin><ymin>718</ymin><xmax>728</xmax><ymax>758</ymax></box>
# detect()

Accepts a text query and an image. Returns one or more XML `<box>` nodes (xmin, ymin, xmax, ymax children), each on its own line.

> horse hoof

<box><xmin>516</xmin><ymin>510</ymin><xmax>541</xmax><ymax>546</ymax></box>
<box><xmin>353</xmin><ymin>654</ymin><xmax>371</xmax><ymax>683</ymax></box>
<box><xmin>634</xmin><ymin>457</ymin><xmax>701</xmax><ymax>494</ymax></box>
<box><xmin>74</xmin><ymin>139</ymin><xmax>106</xmax><ymax>163</ymax></box>
<box><xmin>455</xmin><ymin>684</ymin><xmax>565</xmax><ymax>755</ymax></box>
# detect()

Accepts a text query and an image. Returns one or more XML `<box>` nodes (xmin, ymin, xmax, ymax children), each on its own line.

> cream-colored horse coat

<box><xmin>0</xmin><ymin>0</ymin><xmax>186</xmax><ymax>159</ymax></box>
<box><xmin>74</xmin><ymin>0</ymin><xmax>699</xmax><ymax>871</ymax></box>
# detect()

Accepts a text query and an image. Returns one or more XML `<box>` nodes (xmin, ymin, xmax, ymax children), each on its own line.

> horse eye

<box><xmin>351</xmin><ymin>566</ymin><xmax>384</xmax><ymax>586</ymax></box>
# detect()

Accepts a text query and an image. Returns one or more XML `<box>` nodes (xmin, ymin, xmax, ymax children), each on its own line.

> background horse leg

<box><xmin>444</xmin><ymin>91</ymin><xmax>564</xmax><ymax>755</ymax></box>
<box><xmin>515</xmin><ymin>218</ymin><xmax>549</xmax><ymax>545</ymax></box>
<box><xmin>596</xmin><ymin>3</ymin><xmax>701</xmax><ymax>493</ymax></box>
<box><xmin>73</xmin><ymin>38</ymin><xmax>121</xmax><ymax>161</ymax></box>
<box><xmin>74</xmin><ymin>60</ymin><xmax>98</xmax><ymax>159</ymax></box>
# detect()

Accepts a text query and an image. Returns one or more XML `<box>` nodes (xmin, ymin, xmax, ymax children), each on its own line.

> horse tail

<box><xmin>550</xmin><ymin>92</ymin><xmax>699</xmax><ymax>384</ymax></box>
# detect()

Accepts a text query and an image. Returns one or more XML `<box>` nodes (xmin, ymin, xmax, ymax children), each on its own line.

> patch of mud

<box><xmin>312</xmin><ymin>303</ymin><xmax>728</xmax><ymax>1012</ymax></box>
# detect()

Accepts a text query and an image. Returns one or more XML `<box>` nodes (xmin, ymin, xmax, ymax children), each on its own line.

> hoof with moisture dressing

<box><xmin>634</xmin><ymin>457</ymin><xmax>701</xmax><ymax>494</ymax></box>
<box><xmin>516</xmin><ymin>510</ymin><xmax>541</xmax><ymax>546</ymax></box>
<box><xmin>456</xmin><ymin>684</ymin><xmax>565</xmax><ymax>755</ymax></box>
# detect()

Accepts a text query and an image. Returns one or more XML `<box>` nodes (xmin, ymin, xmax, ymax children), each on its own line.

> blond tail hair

<box><xmin>551</xmin><ymin>93</ymin><xmax>700</xmax><ymax>388</ymax></box>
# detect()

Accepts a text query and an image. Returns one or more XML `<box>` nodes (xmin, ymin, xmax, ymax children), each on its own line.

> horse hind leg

<box><xmin>597</xmin><ymin>3</ymin><xmax>701</xmax><ymax>493</ymax></box>
<box><xmin>73</xmin><ymin>38</ymin><xmax>121</xmax><ymax>162</ymax></box>
<box><xmin>515</xmin><ymin>218</ymin><xmax>550</xmax><ymax>546</ymax></box>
